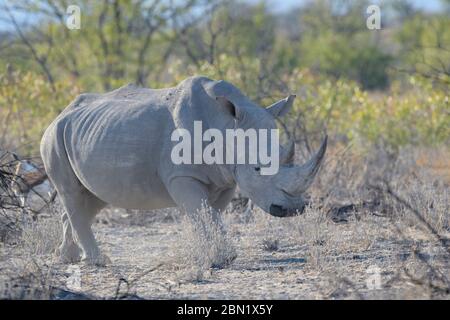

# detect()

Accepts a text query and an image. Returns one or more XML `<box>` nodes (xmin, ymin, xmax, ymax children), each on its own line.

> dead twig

<box><xmin>369</xmin><ymin>179</ymin><xmax>449</xmax><ymax>255</ymax></box>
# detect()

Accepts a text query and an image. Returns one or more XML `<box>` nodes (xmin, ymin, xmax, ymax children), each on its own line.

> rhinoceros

<box><xmin>40</xmin><ymin>76</ymin><xmax>327</xmax><ymax>265</ymax></box>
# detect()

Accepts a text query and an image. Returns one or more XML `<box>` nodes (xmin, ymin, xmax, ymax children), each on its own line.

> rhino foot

<box><xmin>55</xmin><ymin>243</ymin><xmax>82</xmax><ymax>264</ymax></box>
<box><xmin>81</xmin><ymin>253</ymin><xmax>111</xmax><ymax>267</ymax></box>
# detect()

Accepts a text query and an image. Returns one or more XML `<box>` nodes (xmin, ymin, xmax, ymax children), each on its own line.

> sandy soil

<box><xmin>1</xmin><ymin>203</ymin><xmax>448</xmax><ymax>300</ymax></box>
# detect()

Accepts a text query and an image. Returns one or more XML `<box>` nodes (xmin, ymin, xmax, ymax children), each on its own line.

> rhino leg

<box><xmin>167</xmin><ymin>177</ymin><xmax>236</xmax><ymax>267</ymax></box>
<box><xmin>55</xmin><ymin>212</ymin><xmax>82</xmax><ymax>263</ymax></box>
<box><xmin>57</xmin><ymin>183</ymin><xmax>108</xmax><ymax>266</ymax></box>
<box><xmin>168</xmin><ymin>176</ymin><xmax>223</xmax><ymax>229</ymax></box>
<box><xmin>41</xmin><ymin>122</ymin><xmax>108</xmax><ymax>266</ymax></box>
<box><xmin>211</xmin><ymin>187</ymin><xmax>235</xmax><ymax>212</ymax></box>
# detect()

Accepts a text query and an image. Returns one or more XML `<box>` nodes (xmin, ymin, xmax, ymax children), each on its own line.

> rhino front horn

<box><xmin>284</xmin><ymin>135</ymin><xmax>328</xmax><ymax>195</ymax></box>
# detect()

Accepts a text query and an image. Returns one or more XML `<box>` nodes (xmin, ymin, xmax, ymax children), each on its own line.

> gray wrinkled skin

<box><xmin>40</xmin><ymin>76</ymin><xmax>327</xmax><ymax>265</ymax></box>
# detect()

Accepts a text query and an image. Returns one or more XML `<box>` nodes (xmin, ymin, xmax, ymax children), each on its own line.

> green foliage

<box><xmin>0</xmin><ymin>0</ymin><xmax>448</xmax><ymax>154</ymax></box>
<box><xmin>170</xmin><ymin>62</ymin><xmax>449</xmax><ymax>148</ymax></box>
<box><xmin>3</xmin><ymin>63</ymin><xmax>444</xmax><ymax>156</ymax></box>
<box><xmin>0</xmin><ymin>71</ymin><xmax>80</xmax><ymax>154</ymax></box>
<box><xmin>395</xmin><ymin>13</ymin><xmax>450</xmax><ymax>86</ymax></box>
<box><xmin>284</xmin><ymin>71</ymin><xmax>449</xmax><ymax>148</ymax></box>
<box><xmin>294</xmin><ymin>0</ymin><xmax>393</xmax><ymax>90</ymax></box>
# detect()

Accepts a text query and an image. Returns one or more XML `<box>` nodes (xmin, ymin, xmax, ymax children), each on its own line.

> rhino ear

<box><xmin>216</xmin><ymin>96</ymin><xmax>238</xmax><ymax>118</ymax></box>
<box><xmin>266</xmin><ymin>95</ymin><xmax>296</xmax><ymax>117</ymax></box>
<box><xmin>203</xmin><ymin>80</ymin><xmax>240</xmax><ymax>119</ymax></box>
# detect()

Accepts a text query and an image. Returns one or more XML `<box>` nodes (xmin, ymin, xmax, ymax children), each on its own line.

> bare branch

<box><xmin>2</xmin><ymin>3</ymin><xmax>56</xmax><ymax>91</ymax></box>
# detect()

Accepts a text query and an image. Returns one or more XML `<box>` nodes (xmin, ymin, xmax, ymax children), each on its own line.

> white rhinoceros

<box><xmin>40</xmin><ymin>76</ymin><xmax>327</xmax><ymax>265</ymax></box>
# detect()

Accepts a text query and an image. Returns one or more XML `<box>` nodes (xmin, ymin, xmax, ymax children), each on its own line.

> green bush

<box><xmin>0</xmin><ymin>71</ymin><xmax>81</xmax><ymax>154</ymax></box>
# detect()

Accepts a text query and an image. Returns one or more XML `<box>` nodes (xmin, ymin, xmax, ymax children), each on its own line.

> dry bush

<box><xmin>19</xmin><ymin>204</ymin><xmax>62</xmax><ymax>256</ymax></box>
<box><xmin>291</xmin><ymin>203</ymin><xmax>331</xmax><ymax>271</ymax></box>
<box><xmin>396</xmin><ymin>173</ymin><xmax>449</xmax><ymax>235</ymax></box>
<box><xmin>174</xmin><ymin>206</ymin><xmax>236</xmax><ymax>281</ymax></box>
<box><xmin>1</xmin><ymin>149</ymin><xmax>55</xmax><ymax>244</ymax></box>
<box><xmin>0</xmin><ymin>202</ymin><xmax>63</xmax><ymax>299</ymax></box>
<box><xmin>1</xmin><ymin>151</ymin><xmax>23</xmax><ymax>242</ymax></box>
<box><xmin>0</xmin><ymin>258</ymin><xmax>58</xmax><ymax>299</ymax></box>
<box><xmin>0</xmin><ymin>210</ymin><xmax>21</xmax><ymax>244</ymax></box>
<box><xmin>317</xmin><ymin>146</ymin><xmax>449</xmax><ymax>298</ymax></box>
<box><xmin>0</xmin><ymin>256</ymin><xmax>92</xmax><ymax>300</ymax></box>
<box><xmin>243</xmin><ymin>144</ymin><xmax>449</xmax><ymax>299</ymax></box>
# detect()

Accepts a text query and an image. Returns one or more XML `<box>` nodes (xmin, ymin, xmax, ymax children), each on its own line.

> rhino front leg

<box><xmin>167</xmin><ymin>176</ymin><xmax>216</xmax><ymax>224</ymax></box>
<box><xmin>167</xmin><ymin>177</ymin><xmax>235</xmax><ymax>266</ymax></box>
<box><xmin>211</xmin><ymin>187</ymin><xmax>235</xmax><ymax>212</ymax></box>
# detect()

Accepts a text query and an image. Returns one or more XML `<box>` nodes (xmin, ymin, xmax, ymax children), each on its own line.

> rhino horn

<box><xmin>280</xmin><ymin>139</ymin><xmax>295</xmax><ymax>165</ymax></box>
<box><xmin>283</xmin><ymin>136</ymin><xmax>328</xmax><ymax>195</ymax></box>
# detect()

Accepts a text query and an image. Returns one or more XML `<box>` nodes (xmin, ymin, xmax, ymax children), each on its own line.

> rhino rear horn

<box><xmin>280</xmin><ymin>139</ymin><xmax>295</xmax><ymax>165</ymax></box>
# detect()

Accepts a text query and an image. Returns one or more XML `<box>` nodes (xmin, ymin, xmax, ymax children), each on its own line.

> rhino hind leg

<box><xmin>59</xmin><ymin>188</ymin><xmax>109</xmax><ymax>266</ymax></box>
<box><xmin>53</xmin><ymin>178</ymin><xmax>110</xmax><ymax>266</ymax></box>
<box><xmin>55</xmin><ymin>212</ymin><xmax>82</xmax><ymax>263</ymax></box>
<box><xmin>41</xmin><ymin>122</ymin><xmax>108</xmax><ymax>266</ymax></box>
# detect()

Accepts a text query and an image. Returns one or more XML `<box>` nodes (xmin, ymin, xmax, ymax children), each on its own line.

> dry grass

<box><xmin>0</xmin><ymin>202</ymin><xmax>64</xmax><ymax>299</ymax></box>
<box><xmin>0</xmin><ymin>257</ymin><xmax>57</xmax><ymax>299</ymax></box>
<box><xmin>19</xmin><ymin>207</ymin><xmax>62</xmax><ymax>256</ymax></box>
<box><xmin>0</xmin><ymin>145</ymin><xmax>448</xmax><ymax>299</ymax></box>
<box><xmin>174</xmin><ymin>205</ymin><xmax>237</xmax><ymax>281</ymax></box>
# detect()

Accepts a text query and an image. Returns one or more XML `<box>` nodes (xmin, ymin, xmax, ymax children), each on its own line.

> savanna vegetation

<box><xmin>0</xmin><ymin>0</ymin><xmax>449</xmax><ymax>153</ymax></box>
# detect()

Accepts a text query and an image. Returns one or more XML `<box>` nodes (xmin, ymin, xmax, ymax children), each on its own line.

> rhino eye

<box><xmin>254</xmin><ymin>167</ymin><xmax>261</xmax><ymax>172</ymax></box>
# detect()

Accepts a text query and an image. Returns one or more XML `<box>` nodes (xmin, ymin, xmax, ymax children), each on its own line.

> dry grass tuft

<box><xmin>0</xmin><ymin>256</ymin><xmax>62</xmax><ymax>300</ymax></box>
<box><xmin>174</xmin><ymin>206</ymin><xmax>236</xmax><ymax>281</ymax></box>
<box><xmin>20</xmin><ymin>209</ymin><xmax>62</xmax><ymax>256</ymax></box>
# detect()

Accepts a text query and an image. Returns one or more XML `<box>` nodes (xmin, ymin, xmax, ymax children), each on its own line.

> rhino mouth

<box><xmin>269</xmin><ymin>204</ymin><xmax>305</xmax><ymax>217</ymax></box>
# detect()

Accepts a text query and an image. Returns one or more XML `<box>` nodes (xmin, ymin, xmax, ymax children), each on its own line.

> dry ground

<box><xmin>0</xmin><ymin>146</ymin><xmax>449</xmax><ymax>299</ymax></box>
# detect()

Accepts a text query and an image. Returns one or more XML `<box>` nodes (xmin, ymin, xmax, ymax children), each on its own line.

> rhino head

<box><xmin>203</xmin><ymin>79</ymin><xmax>327</xmax><ymax>217</ymax></box>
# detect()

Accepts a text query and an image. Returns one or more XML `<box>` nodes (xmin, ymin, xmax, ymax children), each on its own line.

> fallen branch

<box><xmin>369</xmin><ymin>179</ymin><xmax>449</xmax><ymax>255</ymax></box>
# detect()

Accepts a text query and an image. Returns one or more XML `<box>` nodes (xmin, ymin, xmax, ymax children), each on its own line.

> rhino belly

<box><xmin>74</xmin><ymin>158</ymin><xmax>175</xmax><ymax>210</ymax></box>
